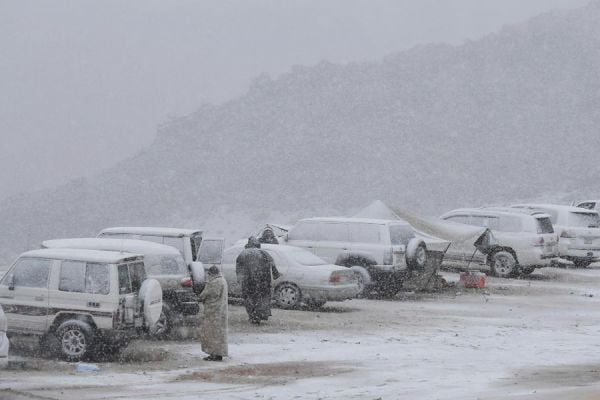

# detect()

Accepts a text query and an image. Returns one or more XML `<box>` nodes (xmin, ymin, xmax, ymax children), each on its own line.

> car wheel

<box><xmin>56</xmin><ymin>320</ymin><xmax>95</xmax><ymax>362</ymax></box>
<box><xmin>573</xmin><ymin>259</ymin><xmax>592</xmax><ymax>268</ymax></box>
<box><xmin>149</xmin><ymin>303</ymin><xmax>172</xmax><ymax>339</ymax></box>
<box><xmin>307</xmin><ymin>299</ymin><xmax>327</xmax><ymax>309</ymax></box>
<box><xmin>275</xmin><ymin>283</ymin><xmax>302</xmax><ymax>309</ymax></box>
<box><xmin>406</xmin><ymin>239</ymin><xmax>427</xmax><ymax>271</ymax></box>
<box><xmin>347</xmin><ymin>265</ymin><xmax>371</xmax><ymax>297</ymax></box>
<box><xmin>520</xmin><ymin>266</ymin><xmax>536</xmax><ymax>275</ymax></box>
<box><xmin>490</xmin><ymin>251</ymin><xmax>518</xmax><ymax>278</ymax></box>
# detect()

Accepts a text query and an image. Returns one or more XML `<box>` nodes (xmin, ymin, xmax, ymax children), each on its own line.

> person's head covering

<box><xmin>207</xmin><ymin>265</ymin><xmax>220</xmax><ymax>276</ymax></box>
<box><xmin>245</xmin><ymin>236</ymin><xmax>261</xmax><ymax>249</ymax></box>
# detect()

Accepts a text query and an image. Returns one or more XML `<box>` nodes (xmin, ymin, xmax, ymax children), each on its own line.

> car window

<box><xmin>568</xmin><ymin>212</ymin><xmax>600</xmax><ymax>228</ymax></box>
<box><xmin>443</xmin><ymin>215</ymin><xmax>469</xmax><ymax>224</ymax></box>
<box><xmin>129</xmin><ymin>261</ymin><xmax>146</xmax><ymax>292</ymax></box>
<box><xmin>222</xmin><ymin>247</ymin><xmax>242</xmax><ymax>264</ymax></box>
<box><xmin>349</xmin><ymin>223</ymin><xmax>380</xmax><ymax>243</ymax></box>
<box><xmin>536</xmin><ymin>217</ymin><xmax>554</xmax><ymax>234</ymax></box>
<box><xmin>577</xmin><ymin>202</ymin><xmax>596</xmax><ymax>210</ymax></box>
<box><xmin>198</xmin><ymin>240</ymin><xmax>223</xmax><ymax>264</ymax></box>
<box><xmin>1</xmin><ymin>258</ymin><xmax>52</xmax><ymax>289</ymax></box>
<box><xmin>191</xmin><ymin>234</ymin><xmax>203</xmax><ymax>261</ymax></box>
<box><xmin>118</xmin><ymin>264</ymin><xmax>132</xmax><ymax>294</ymax></box>
<box><xmin>144</xmin><ymin>254</ymin><xmax>186</xmax><ymax>275</ymax></box>
<box><xmin>288</xmin><ymin>222</ymin><xmax>318</xmax><ymax>241</ymax></box>
<box><xmin>496</xmin><ymin>216</ymin><xmax>522</xmax><ymax>232</ymax></box>
<box><xmin>283</xmin><ymin>248</ymin><xmax>327</xmax><ymax>266</ymax></box>
<box><xmin>315</xmin><ymin>223</ymin><xmax>348</xmax><ymax>242</ymax></box>
<box><xmin>59</xmin><ymin>261</ymin><xmax>110</xmax><ymax>295</ymax></box>
<box><xmin>389</xmin><ymin>224</ymin><xmax>415</xmax><ymax>245</ymax></box>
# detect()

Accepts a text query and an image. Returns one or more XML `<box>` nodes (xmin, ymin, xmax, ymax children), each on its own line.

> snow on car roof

<box><xmin>99</xmin><ymin>227</ymin><xmax>202</xmax><ymax>237</ymax></box>
<box><xmin>20</xmin><ymin>248</ymin><xmax>143</xmax><ymax>264</ymax></box>
<box><xmin>42</xmin><ymin>238</ymin><xmax>181</xmax><ymax>255</ymax></box>
<box><xmin>511</xmin><ymin>204</ymin><xmax>600</xmax><ymax>214</ymax></box>
<box><xmin>449</xmin><ymin>207</ymin><xmax>552</xmax><ymax>219</ymax></box>
<box><xmin>300</xmin><ymin>217</ymin><xmax>410</xmax><ymax>225</ymax></box>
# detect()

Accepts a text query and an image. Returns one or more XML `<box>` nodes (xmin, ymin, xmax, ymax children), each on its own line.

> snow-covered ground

<box><xmin>3</xmin><ymin>267</ymin><xmax>600</xmax><ymax>399</ymax></box>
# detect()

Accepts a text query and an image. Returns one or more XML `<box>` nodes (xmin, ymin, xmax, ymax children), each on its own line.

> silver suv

<box><xmin>97</xmin><ymin>227</ymin><xmax>224</xmax><ymax>289</ymax></box>
<box><xmin>512</xmin><ymin>204</ymin><xmax>600</xmax><ymax>267</ymax></box>
<box><xmin>440</xmin><ymin>208</ymin><xmax>558</xmax><ymax>277</ymax></box>
<box><xmin>283</xmin><ymin>217</ymin><xmax>428</xmax><ymax>294</ymax></box>
<box><xmin>41</xmin><ymin>238</ymin><xmax>197</xmax><ymax>338</ymax></box>
<box><xmin>0</xmin><ymin>249</ymin><xmax>163</xmax><ymax>361</ymax></box>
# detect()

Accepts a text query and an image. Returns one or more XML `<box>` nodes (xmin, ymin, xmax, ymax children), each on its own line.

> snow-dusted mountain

<box><xmin>2</xmin><ymin>1</ymin><xmax>600</xmax><ymax>261</ymax></box>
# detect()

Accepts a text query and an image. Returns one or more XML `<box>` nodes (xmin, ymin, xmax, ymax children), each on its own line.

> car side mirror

<box><xmin>8</xmin><ymin>274</ymin><xmax>15</xmax><ymax>291</ymax></box>
<box><xmin>190</xmin><ymin>262</ymin><xmax>205</xmax><ymax>294</ymax></box>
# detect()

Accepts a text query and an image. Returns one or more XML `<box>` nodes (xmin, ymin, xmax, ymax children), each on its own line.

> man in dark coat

<box><xmin>235</xmin><ymin>236</ymin><xmax>280</xmax><ymax>324</ymax></box>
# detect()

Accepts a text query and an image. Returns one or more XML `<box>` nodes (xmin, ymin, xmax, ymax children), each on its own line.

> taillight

<box><xmin>560</xmin><ymin>230</ymin><xmax>575</xmax><ymax>239</ymax></box>
<box><xmin>383</xmin><ymin>248</ymin><xmax>393</xmax><ymax>265</ymax></box>
<box><xmin>330</xmin><ymin>273</ymin><xmax>341</xmax><ymax>283</ymax></box>
<box><xmin>181</xmin><ymin>277</ymin><xmax>193</xmax><ymax>287</ymax></box>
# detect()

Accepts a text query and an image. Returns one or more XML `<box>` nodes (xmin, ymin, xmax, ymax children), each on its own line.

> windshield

<box><xmin>389</xmin><ymin>224</ymin><xmax>415</xmax><ymax>245</ymax></box>
<box><xmin>536</xmin><ymin>217</ymin><xmax>554</xmax><ymax>234</ymax></box>
<box><xmin>144</xmin><ymin>254</ymin><xmax>187</xmax><ymax>276</ymax></box>
<box><xmin>198</xmin><ymin>239</ymin><xmax>223</xmax><ymax>264</ymax></box>
<box><xmin>284</xmin><ymin>248</ymin><xmax>327</xmax><ymax>266</ymax></box>
<box><xmin>191</xmin><ymin>234</ymin><xmax>203</xmax><ymax>261</ymax></box>
<box><xmin>568</xmin><ymin>212</ymin><xmax>600</xmax><ymax>228</ymax></box>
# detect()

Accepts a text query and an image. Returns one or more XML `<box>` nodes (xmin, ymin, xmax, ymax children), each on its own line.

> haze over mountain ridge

<box><xmin>1</xmin><ymin>2</ymin><xmax>599</xmax><ymax>261</ymax></box>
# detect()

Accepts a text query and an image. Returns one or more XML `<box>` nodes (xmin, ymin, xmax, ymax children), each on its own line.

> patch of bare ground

<box><xmin>502</xmin><ymin>363</ymin><xmax>600</xmax><ymax>389</ymax></box>
<box><xmin>174</xmin><ymin>361</ymin><xmax>354</xmax><ymax>385</ymax></box>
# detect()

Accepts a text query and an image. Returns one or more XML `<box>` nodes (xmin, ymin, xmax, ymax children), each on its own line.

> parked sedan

<box><xmin>221</xmin><ymin>244</ymin><xmax>360</xmax><ymax>308</ymax></box>
<box><xmin>0</xmin><ymin>305</ymin><xmax>10</xmax><ymax>368</ymax></box>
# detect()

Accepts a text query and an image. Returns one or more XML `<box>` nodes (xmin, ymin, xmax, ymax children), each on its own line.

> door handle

<box><xmin>34</xmin><ymin>296</ymin><xmax>45</xmax><ymax>301</ymax></box>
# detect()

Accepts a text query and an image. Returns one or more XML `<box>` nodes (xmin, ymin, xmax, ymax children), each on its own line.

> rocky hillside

<box><xmin>2</xmin><ymin>1</ymin><xmax>600</xmax><ymax>261</ymax></box>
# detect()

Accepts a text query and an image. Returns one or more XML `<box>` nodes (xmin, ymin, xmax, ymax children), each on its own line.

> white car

<box><xmin>0</xmin><ymin>305</ymin><xmax>8</xmax><ymax>368</ymax></box>
<box><xmin>42</xmin><ymin>238</ymin><xmax>200</xmax><ymax>337</ymax></box>
<box><xmin>440</xmin><ymin>207</ymin><xmax>558</xmax><ymax>277</ymax></box>
<box><xmin>0</xmin><ymin>249</ymin><xmax>163</xmax><ymax>361</ymax></box>
<box><xmin>221</xmin><ymin>244</ymin><xmax>360</xmax><ymax>308</ymax></box>
<box><xmin>512</xmin><ymin>204</ymin><xmax>600</xmax><ymax>267</ymax></box>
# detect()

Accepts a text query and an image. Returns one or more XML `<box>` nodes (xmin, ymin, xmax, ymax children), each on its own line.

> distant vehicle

<box><xmin>0</xmin><ymin>305</ymin><xmax>8</xmax><ymax>368</ymax></box>
<box><xmin>574</xmin><ymin>200</ymin><xmax>600</xmax><ymax>211</ymax></box>
<box><xmin>281</xmin><ymin>217</ymin><xmax>430</xmax><ymax>295</ymax></box>
<box><xmin>0</xmin><ymin>249</ymin><xmax>163</xmax><ymax>361</ymax></box>
<box><xmin>41</xmin><ymin>238</ymin><xmax>199</xmax><ymax>338</ymax></box>
<box><xmin>511</xmin><ymin>204</ymin><xmax>600</xmax><ymax>267</ymax></box>
<box><xmin>221</xmin><ymin>244</ymin><xmax>360</xmax><ymax>308</ymax></box>
<box><xmin>97</xmin><ymin>227</ymin><xmax>224</xmax><ymax>288</ymax></box>
<box><xmin>440</xmin><ymin>207</ymin><xmax>558</xmax><ymax>277</ymax></box>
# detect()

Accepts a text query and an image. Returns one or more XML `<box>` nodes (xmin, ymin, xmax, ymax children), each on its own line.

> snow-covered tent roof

<box><xmin>355</xmin><ymin>201</ymin><xmax>496</xmax><ymax>254</ymax></box>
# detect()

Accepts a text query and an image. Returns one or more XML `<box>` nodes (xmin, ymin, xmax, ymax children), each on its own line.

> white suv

<box><xmin>512</xmin><ymin>204</ymin><xmax>600</xmax><ymax>267</ymax></box>
<box><xmin>283</xmin><ymin>217</ymin><xmax>428</xmax><ymax>294</ymax></box>
<box><xmin>97</xmin><ymin>227</ymin><xmax>224</xmax><ymax>289</ymax></box>
<box><xmin>440</xmin><ymin>208</ymin><xmax>558</xmax><ymax>277</ymax></box>
<box><xmin>0</xmin><ymin>249</ymin><xmax>163</xmax><ymax>361</ymax></box>
<box><xmin>42</xmin><ymin>238</ymin><xmax>198</xmax><ymax>338</ymax></box>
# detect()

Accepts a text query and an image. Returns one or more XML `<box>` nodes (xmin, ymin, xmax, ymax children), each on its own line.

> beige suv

<box><xmin>0</xmin><ymin>249</ymin><xmax>163</xmax><ymax>361</ymax></box>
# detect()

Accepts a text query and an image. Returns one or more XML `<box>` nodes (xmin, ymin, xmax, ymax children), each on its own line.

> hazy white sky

<box><xmin>0</xmin><ymin>0</ymin><xmax>588</xmax><ymax>199</ymax></box>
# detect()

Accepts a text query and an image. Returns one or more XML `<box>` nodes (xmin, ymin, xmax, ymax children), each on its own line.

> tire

<box><xmin>489</xmin><ymin>251</ymin><xmax>518</xmax><ymax>278</ymax></box>
<box><xmin>275</xmin><ymin>283</ymin><xmax>302</xmax><ymax>309</ymax></box>
<box><xmin>149</xmin><ymin>303</ymin><xmax>172</xmax><ymax>339</ymax></box>
<box><xmin>520</xmin><ymin>266</ymin><xmax>536</xmax><ymax>275</ymax></box>
<box><xmin>345</xmin><ymin>264</ymin><xmax>371</xmax><ymax>297</ymax></box>
<box><xmin>56</xmin><ymin>320</ymin><xmax>95</xmax><ymax>362</ymax></box>
<box><xmin>406</xmin><ymin>239</ymin><xmax>427</xmax><ymax>271</ymax></box>
<box><xmin>573</xmin><ymin>259</ymin><xmax>592</xmax><ymax>268</ymax></box>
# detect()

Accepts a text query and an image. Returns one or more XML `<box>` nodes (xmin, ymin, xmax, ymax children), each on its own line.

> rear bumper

<box><xmin>301</xmin><ymin>284</ymin><xmax>360</xmax><ymax>302</ymax></box>
<box><xmin>516</xmin><ymin>247</ymin><xmax>558</xmax><ymax>267</ymax></box>
<box><xmin>559</xmin><ymin>242</ymin><xmax>600</xmax><ymax>261</ymax></box>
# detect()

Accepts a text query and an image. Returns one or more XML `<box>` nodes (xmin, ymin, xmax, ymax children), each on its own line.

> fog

<box><xmin>0</xmin><ymin>0</ymin><xmax>587</xmax><ymax>200</ymax></box>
